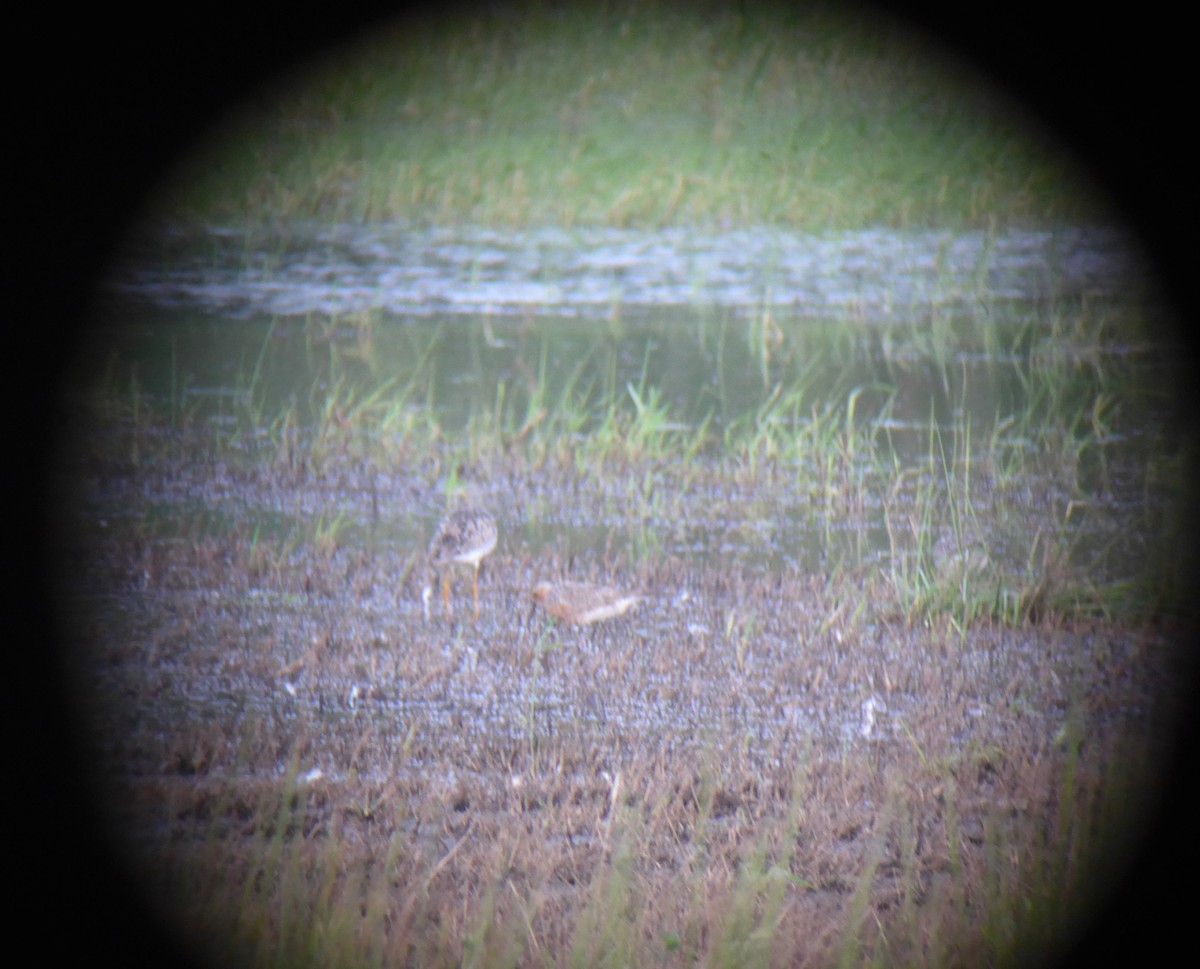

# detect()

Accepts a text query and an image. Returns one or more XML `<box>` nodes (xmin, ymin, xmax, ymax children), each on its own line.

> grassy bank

<box><xmin>69</xmin><ymin>348</ymin><xmax>1177</xmax><ymax>968</ymax></box>
<box><xmin>63</xmin><ymin>285</ymin><xmax>1187</xmax><ymax>967</ymax></box>
<box><xmin>81</xmin><ymin>297</ymin><xmax>1187</xmax><ymax>630</ymax></box>
<box><xmin>68</xmin><ymin>9</ymin><xmax>1185</xmax><ymax>957</ymax></box>
<box><xmin>165</xmin><ymin>1</ymin><xmax>1098</xmax><ymax>229</ymax></box>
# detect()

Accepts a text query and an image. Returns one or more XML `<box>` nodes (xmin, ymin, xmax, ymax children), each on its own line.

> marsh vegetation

<box><xmin>55</xmin><ymin>3</ymin><xmax>1189</xmax><ymax>967</ymax></box>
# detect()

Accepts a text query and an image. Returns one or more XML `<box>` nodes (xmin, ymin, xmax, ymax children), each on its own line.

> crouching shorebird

<box><xmin>428</xmin><ymin>507</ymin><xmax>497</xmax><ymax>623</ymax></box>
<box><xmin>531</xmin><ymin>580</ymin><xmax>642</xmax><ymax>626</ymax></box>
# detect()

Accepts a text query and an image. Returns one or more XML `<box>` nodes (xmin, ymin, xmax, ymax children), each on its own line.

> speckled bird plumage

<box><xmin>428</xmin><ymin>508</ymin><xmax>497</xmax><ymax>621</ymax></box>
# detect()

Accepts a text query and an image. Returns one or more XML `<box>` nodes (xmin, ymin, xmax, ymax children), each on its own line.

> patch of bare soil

<box><xmin>55</xmin><ymin>433</ymin><xmax>1181</xmax><ymax>968</ymax></box>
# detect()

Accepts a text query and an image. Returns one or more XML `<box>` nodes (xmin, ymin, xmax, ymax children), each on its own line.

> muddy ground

<box><xmin>52</xmin><ymin>421</ymin><xmax>1183</xmax><ymax>968</ymax></box>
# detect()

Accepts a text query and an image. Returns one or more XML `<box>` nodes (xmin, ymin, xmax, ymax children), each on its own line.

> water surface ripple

<box><xmin>114</xmin><ymin>224</ymin><xmax>1138</xmax><ymax>320</ymax></box>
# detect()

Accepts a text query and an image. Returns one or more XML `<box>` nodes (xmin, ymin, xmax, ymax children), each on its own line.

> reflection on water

<box><xmin>83</xmin><ymin>222</ymin><xmax>1175</xmax><ymax>595</ymax></box>
<box><xmin>111</xmin><ymin>223</ymin><xmax>1143</xmax><ymax>320</ymax></box>
<box><xmin>67</xmin><ymin>221</ymin><xmax>1183</xmax><ymax>825</ymax></box>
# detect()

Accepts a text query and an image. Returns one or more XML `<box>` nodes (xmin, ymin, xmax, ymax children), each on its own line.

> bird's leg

<box><xmin>471</xmin><ymin>565</ymin><xmax>480</xmax><ymax>624</ymax></box>
<box><xmin>441</xmin><ymin>571</ymin><xmax>453</xmax><ymax>620</ymax></box>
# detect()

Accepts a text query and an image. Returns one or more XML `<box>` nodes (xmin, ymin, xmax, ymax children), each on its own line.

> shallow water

<box><xmin>111</xmin><ymin>222</ymin><xmax>1142</xmax><ymax>320</ymax></box>
<box><xmin>69</xmin><ymin>220</ymin><xmax>1180</xmax><ymax>764</ymax></box>
<box><xmin>56</xmin><ymin>221</ymin><xmax>1185</xmax><ymax>969</ymax></box>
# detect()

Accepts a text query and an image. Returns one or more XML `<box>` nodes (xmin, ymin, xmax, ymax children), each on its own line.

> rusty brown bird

<box><xmin>531</xmin><ymin>580</ymin><xmax>642</xmax><ymax>626</ymax></box>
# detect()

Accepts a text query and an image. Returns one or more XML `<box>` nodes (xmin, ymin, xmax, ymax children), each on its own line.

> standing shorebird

<box><xmin>531</xmin><ymin>580</ymin><xmax>642</xmax><ymax>626</ymax></box>
<box><xmin>428</xmin><ymin>508</ymin><xmax>497</xmax><ymax>623</ymax></box>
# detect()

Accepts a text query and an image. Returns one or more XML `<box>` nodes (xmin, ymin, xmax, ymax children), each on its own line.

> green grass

<box><xmin>67</xmin><ymin>9</ymin><xmax>1184</xmax><ymax>966</ymax></box>
<box><xmin>158</xmin><ymin>1</ymin><xmax>1101</xmax><ymax>230</ymax></box>
<box><xmin>78</xmin><ymin>293</ymin><xmax>1182</xmax><ymax>629</ymax></box>
<box><xmin>72</xmin><ymin>298</ymin><xmax>1177</xmax><ymax>969</ymax></box>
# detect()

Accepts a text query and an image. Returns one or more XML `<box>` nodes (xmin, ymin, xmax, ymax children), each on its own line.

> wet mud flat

<box><xmin>57</xmin><ymin>416</ymin><xmax>1177</xmax><ymax>968</ymax></box>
